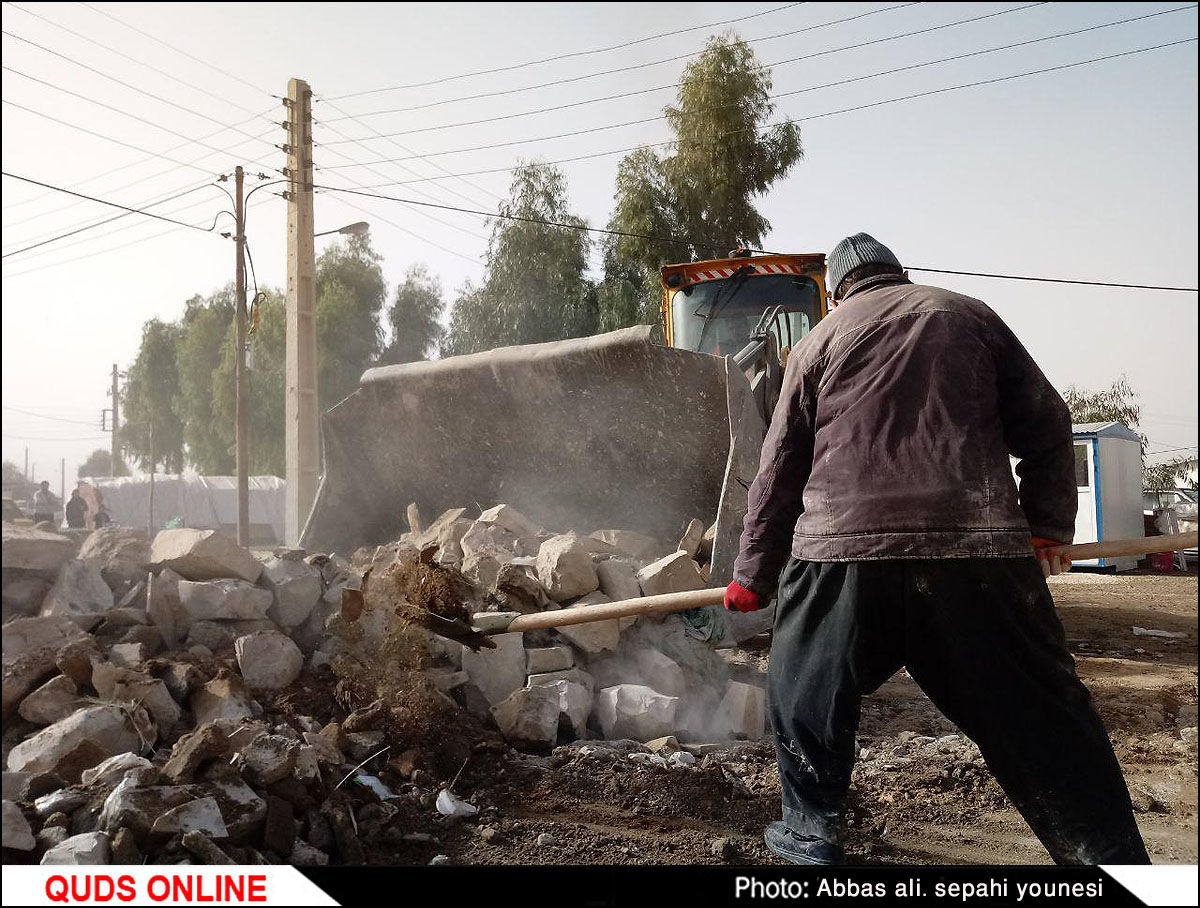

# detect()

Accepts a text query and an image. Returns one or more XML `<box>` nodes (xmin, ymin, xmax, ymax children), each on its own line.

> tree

<box><xmin>2</xmin><ymin>460</ymin><xmax>32</xmax><ymax>499</ymax></box>
<box><xmin>1144</xmin><ymin>455</ymin><xmax>1197</xmax><ymax>491</ymax></box>
<box><xmin>600</xmin><ymin>32</ymin><xmax>803</xmax><ymax>328</ymax></box>
<box><xmin>1063</xmin><ymin>376</ymin><xmax>1146</xmax><ymax>452</ymax></box>
<box><xmin>175</xmin><ymin>287</ymin><xmax>236</xmax><ymax>473</ymax></box>
<box><xmin>380</xmin><ymin>264</ymin><xmax>444</xmax><ymax>364</ymax></box>
<box><xmin>315</xmin><ymin>235</ymin><xmax>386</xmax><ymax>408</ymax></box>
<box><xmin>442</xmin><ymin>162</ymin><xmax>597</xmax><ymax>355</ymax></box>
<box><xmin>77</xmin><ymin>448</ymin><xmax>126</xmax><ymax>478</ymax></box>
<box><xmin>122</xmin><ymin>319</ymin><xmax>184</xmax><ymax>473</ymax></box>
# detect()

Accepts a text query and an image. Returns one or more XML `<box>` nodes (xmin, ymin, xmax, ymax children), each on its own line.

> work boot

<box><xmin>764</xmin><ymin>821</ymin><xmax>843</xmax><ymax>866</ymax></box>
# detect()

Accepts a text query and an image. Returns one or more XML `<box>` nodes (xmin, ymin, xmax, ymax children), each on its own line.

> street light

<box><xmin>314</xmin><ymin>221</ymin><xmax>370</xmax><ymax>239</ymax></box>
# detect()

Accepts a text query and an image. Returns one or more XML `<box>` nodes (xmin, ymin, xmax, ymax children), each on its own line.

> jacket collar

<box><xmin>840</xmin><ymin>273</ymin><xmax>911</xmax><ymax>302</ymax></box>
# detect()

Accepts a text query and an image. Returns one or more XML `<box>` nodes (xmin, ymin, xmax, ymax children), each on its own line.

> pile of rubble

<box><xmin>1</xmin><ymin>504</ymin><xmax>767</xmax><ymax>867</ymax></box>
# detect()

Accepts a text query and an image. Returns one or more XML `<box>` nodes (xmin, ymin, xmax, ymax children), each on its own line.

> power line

<box><xmin>1</xmin><ymin>180</ymin><xmax>221</xmax><ymax>258</ymax></box>
<box><xmin>1146</xmin><ymin>445</ymin><xmax>1199</xmax><ymax>457</ymax></box>
<box><xmin>907</xmin><ymin>267</ymin><xmax>1197</xmax><ymax>293</ymax></box>
<box><xmin>322</xmin><ymin>3</ymin><xmax>1047</xmax><ymax>123</ymax></box>
<box><xmin>320</xmin><ymin>192</ymin><xmax>486</xmax><ymax>268</ymax></box>
<box><xmin>2</xmin><ymin>433</ymin><xmax>109</xmax><ymax>442</ymax></box>
<box><xmin>319</xmin><ymin>3</ymin><xmax>920</xmax><ymax>134</ymax></box>
<box><xmin>311</xmin><ymin>182</ymin><xmax>1198</xmax><ymax>294</ymax></box>
<box><xmin>1</xmin><ymin>173</ymin><xmax>222</xmax><ymax>237</ymax></box>
<box><xmin>315</xmin><ymin>5</ymin><xmax>1200</xmax><ymax>167</ymax></box>
<box><xmin>78</xmin><ymin>0</ymin><xmax>279</xmax><ymax>98</ymax></box>
<box><xmin>2</xmin><ymin>405</ymin><xmax>101</xmax><ymax>427</ymax></box>
<box><xmin>337</xmin><ymin>37</ymin><xmax>1198</xmax><ymax>190</ymax></box>
<box><xmin>327</xmin><ymin>1</ymin><xmax>808</xmax><ymax>100</ymax></box>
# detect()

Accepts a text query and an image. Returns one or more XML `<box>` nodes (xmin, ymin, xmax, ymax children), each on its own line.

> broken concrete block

<box><xmin>596</xmin><ymin>559</ymin><xmax>641</xmax><ymax>602</ymax></box>
<box><xmin>717</xmin><ymin>681</ymin><xmax>765</xmax><ymax>739</ymax></box>
<box><xmin>91</xmin><ymin>662</ymin><xmax>182</xmax><ymax>732</ymax></box>
<box><xmin>2</xmin><ymin>615</ymin><xmax>90</xmax><ymax>716</ymax></box>
<box><xmin>495</xmin><ymin>563</ymin><xmax>550</xmax><ymax>612</ymax></box>
<box><xmin>460</xmin><ymin>549</ymin><xmax>504</xmax><ymax>590</ymax></box>
<box><xmin>80</xmin><ymin>752</ymin><xmax>152</xmax><ymax>788</ymax></box>
<box><xmin>235</xmin><ymin>631</ymin><xmax>302</xmax><ymax>690</ymax></box>
<box><xmin>108</xmin><ymin>641</ymin><xmax>155</xmax><ymax>668</ymax></box>
<box><xmin>99</xmin><ymin>777</ymin><xmax>196</xmax><ymax>835</ymax></box>
<box><xmin>238</xmin><ymin>733</ymin><xmax>298</xmax><ymax>786</ymax></box>
<box><xmin>676</xmin><ymin>518</ymin><xmax>706</xmax><ymax>559</ymax></box>
<box><xmin>40</xmin><ymin>831</ymin><xmax>110</xmax><ymax>864</ymax></box>
<box><xmin>259</xmin><ymin>557</ymin><xmax>322</xmax><ymax>628</ymax></box>
<box><xmin>163</xmin><ymin>724</ymin><xmax>228</xmax><ymax>783</ymax></box>
<box><xmin>526</xmin><ymin>646</ymin><xmax>574</xmax><ymax>675</ymax></box>
<box><xmin>550</xmin><ymin>679</ymin><xmax>592</xmax><ymax>737</ymax></box>
<box><xmin>426</xmin><ymin>669</ymin><xmax>469</xmax><ymax>693</ymax></box>
<box><xmin>77</xmin><ymin>527</ymin><xmax>150</xmax><ymax>593</ymax></box>
<box><xmin>2</xmin><ymin>772</ymin><xmax>30</xmax><ymax>801</ymax></box>
<box><xmin>205</xmin><ymin>774</ymin><xmax>267</xmax><ymax>843</ymax></box>
<box><xmin>7</xmin><ymin>705</ymin><xmax>151</xmax><ymax>774</ymax></box>
<box><xmin>477</xmin><ymin>503</ymin><xmax>541</xmax><ymax>538</ymax></box>
<box><xmin>526</xmin><ymin>667</ymin><xmax>594</xmax><ymax>696</ymax></box>
<box><xmin>191</xmin><ymin>676</ymin><xmax>255</xmax><ymax>727</ymax></box>
<box><xmin>460</xmin><ymin>632</ymin><xmax>526</xmax><ymax>706</ymax></box>
<box><xmin>148</xmin><ymin>529</ymin><xmax>262</xmax><ymax>583</ymax></box>
<box><xmin>178</xmin><ymin>579</ymin><xmax>273</xmax><ymax>622</ymax></box>
<box><xmin>2</xmin><ymin>525</ymin><xmax>77</xmax><ymax>576</ymax></box>
<box><xmin>589</xmin><ymin>529</ymin><xmax>662</xmax><ymax>563</ymax></box>
<box><xmin>151</xmin><ymin>796</ymin><xmax>228</xmax><ymax>840</ymax></box>
<box><xmin>41</xmin><ymin>559</ymin><xmax>115</xmax><ymax>628</ymax></box>
<box><xmin>555</xmin><ymin>592</ymin><xmax>621</xmax><ymax>654</ymax></box>
<box><xmin>2</xmin><ymin>574</ymin><xmax>51</xmax><ymax>620</ymax></box>
<box><xmin>17</xmin><ymin>674</ymin><xmax>78</xmax><ymax>725</ymax></box>
<box><xmin>636</xmin><ymin>551</ymin><xmax>706</xmax><ymax>597</ymax></box>
<box><xmin>594</xmin><ymin>684</ymin><xmax>679</xmax><ymax>740</ymax></box>
<box><xmin>491</xmin><ymin>685</ymin><xmax>559</xmax><ymax>750</ymax></box>
<box><xmin>536</xmin><ymin>534</ymin><xmax>599</xmax><ymax>602</ymax></box>
<box><xmin>631</xmin><ymin>648</ymin><xmax>685</xmax><ymax>698</ymax></box>
<box><xmin>146</xmin><ymin>567</ymin><xmax>183</xmax><ymax>648</ymax></box>
<box><xmin>3</xmin><ymin>799</ymin><xmax>34</xmax><ymax>851</ymax></box>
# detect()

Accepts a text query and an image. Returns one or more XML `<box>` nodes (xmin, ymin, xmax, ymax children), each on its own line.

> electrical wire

<box><xmin>321</xmin><ymin>3</ymin><xmax>1048</xmax><ymax>122</ymax></box>
<box><xmin>2</xmin><ymin>405</ymin><xmax>102</xmax><ymax>427</ymax></box>
<box><xmin>326</xmin><ymin>1</ymin><xmax>808</xmax><ymax>99</ymax></box>
<box><xmin>1</xmin><ymin>173</ymin><xmax>222</xmax><ymax>237</ymax></box>
<box><xmin>337</xmin><ymin>38</ymin><xmax>1199</xmax><ymax>190</ymax></box>
<box><xmin>316</xmin><ymin>5</ymin><xmax>1199</xmax><ymax>167</ymax></box>
<box><xmin>2</xmin><ymin>433</ymin><xmax>109</xmax><ymax>442</ymax></box>
<box><xmin>905</xmin><ymin>267</ymin><xmax>1197</xmax><ymax>293</ymax></box>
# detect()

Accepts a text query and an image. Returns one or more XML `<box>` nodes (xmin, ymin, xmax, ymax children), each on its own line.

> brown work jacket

<box><xmin>733</xmin><ymin>274</ymin><xmax>1076</xmax><ymax>594</ymax></box>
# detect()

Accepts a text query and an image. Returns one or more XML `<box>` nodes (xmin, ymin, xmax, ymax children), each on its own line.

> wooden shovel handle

<box><xmin>1051</xmin><ymin>531</ymin><xmax>1196</xmax><ymax>562</ymax></box>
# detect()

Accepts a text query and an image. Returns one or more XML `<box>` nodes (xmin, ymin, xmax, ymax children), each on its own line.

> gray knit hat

<box><xmin>827</xmin><ymin>233</ymin><xmax>902</xmax><ymax>299</ymax></box>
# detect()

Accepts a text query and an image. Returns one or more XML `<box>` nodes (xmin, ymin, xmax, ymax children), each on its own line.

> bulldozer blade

<box><xmin>301</xmin><ymin>327</ymin><xmax>760</xmax><ymax>560</ymax></box>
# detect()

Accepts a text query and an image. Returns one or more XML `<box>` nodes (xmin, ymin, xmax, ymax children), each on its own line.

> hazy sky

<box><xmin>2</xmin><ymin>1</ymin><xmax>1197</xmax><ymax>487</ymax></box>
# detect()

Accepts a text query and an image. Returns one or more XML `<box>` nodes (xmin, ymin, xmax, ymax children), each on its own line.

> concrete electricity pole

<box><xmin>284</xmin><ymin>77</ymin><xmax>318</xmax><ymax>545</ymax></box>
<box><xmin>234</xmin><ymin>165</ymin><xmax>250</xmax><ymax>546</ymax></box>
<box><xmin>110</xmin><ymin>363</ymin><xmax>120</xmax><ymax>476</ymax></box>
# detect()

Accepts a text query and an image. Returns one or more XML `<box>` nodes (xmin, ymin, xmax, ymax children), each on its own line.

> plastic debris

<box><xmin>435</xmin><ymin>788</ymin><xmax>478</xmax><ymax>818</ymax></box>
<box><xmin>353</xmin><ymin>773</ymin><xmax>399</xmax><ymax>800</ymax></box>
<box><xmin>1132</xmin><ymin>626</ymin><xmax>1187</xmax><ymax>639</ymax></box>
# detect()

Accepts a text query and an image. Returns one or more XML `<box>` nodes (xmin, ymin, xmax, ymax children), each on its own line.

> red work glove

<box><xmin>724</xmin><ymin>580</ymin><xmax>763</xmax><ymax>613</ymax></box>
<box><xmin>1032</xmin><ymin>536</ymin><xmax>1072</xmax><ymax>578</ymax></box>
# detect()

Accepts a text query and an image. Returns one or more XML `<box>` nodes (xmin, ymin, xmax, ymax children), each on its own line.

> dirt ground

<box><xmin>378</xmin><ymin>569</ymin><xmax>1197</xmax><ymax>866</ymax></box>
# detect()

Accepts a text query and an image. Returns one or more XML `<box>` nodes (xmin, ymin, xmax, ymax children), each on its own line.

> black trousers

<box><xmin>769</xmin><ymin>557</ymin><xmax>1150</xmax><ymax>865</ymax></box>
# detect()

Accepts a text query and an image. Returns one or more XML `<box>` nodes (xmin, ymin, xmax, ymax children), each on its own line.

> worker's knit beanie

<box><xmin>827</xmin><ymin>233</ymin><xmax>903</xmax><ymax>299</ymax></box>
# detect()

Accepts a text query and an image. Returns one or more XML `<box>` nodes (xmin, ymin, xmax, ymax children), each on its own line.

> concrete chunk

<box><xmin>596</xmin><ymin>559</ymin><xmax>641</xmax><ymax>602</ymax></box>
<box><xmin>549</xmin><ymin>679</ymin><xmax>592</xmax><ymax>737</ymax></box>
<box><xmin>595</xmin><ymin>684</ymin><xmax>679</xmax><ymax>740</ymax></box>
<box><xmin>637</xmin><ymin>551</ymin><xmax>706</xmax><ymax>597</ymax></box>
<box><xmin>2</xmin><ymin>525</ymin><xmax>77</xmax><ymax>576</ymax></box>
<box><xmin>235</xmin><ymin>631</ymin><xmax>303</xmax><ymax>690</ymax></box>
<box><xmin>7</xmin><ymin>705</ymin><xmax>150</xmax><ymax>774</ymax></box>
<box><xmin>191</xmin><ymin>676</ymin><xmax>255</xmax><ymax>726</ymax></box>
<box><xmin>91</xmin><ymin>663</ymin><xmax>181</xmax><ymax>732</ymax></box>
<box><xmin>41</xmin><ymin>559</ymin><xmax>115</xmax><ymax>628</ymax></box>
<box><xmin>3</xmin><ymin>799</ymin><xmax>34</xmax><ymax>851</ymax></box>
<box><xmin>80</xmin><ymin>752</ymin><xmax>152</xmax><ymax>788</ymax></box>
<box><xmin>717</xmin><ymin>681</ymin><xmax>766</xmax><ymax>739</ymax></box>
<box><xmin>676</xmin><ymin>518</ymin><xmax>706</xmax><ymax>559</ymax></box>
<box><xmin>148</xmin><ymin>529</ymin><xmax>262</xmax><ymax>583</ymax></box>
<box><xmin>589</xmin><ymin>529</ymin><xmax>662</xmax><ymax>562</ymax></box>
<box><xmin>460</xmin><ymin>632</ymin><xmax>525</xmax><ymax>706</ymax></box>
<box><xmin>631</xmin><ymin>648</ymin><xmax>685</xmax><ymax>698</ymax></box>
<box><xmin>526</xmin><ymin>646</ymin><xmax>574</xmax><ymax>674</ymax></box>
<box><xmin>146</xmin><ymin>567</ymin><xmax>184</xmax><ymax>648</ymax></box>
<box><xmin>556</xmin><ymin>592</ymin><xmax>620</xmax><ymax>654</ymax></box>
<box><xmin>259</xmin><ymin>556</ymin><xmax>322</xmax><ymax>628</ymax></box>
<box><xmin>77</xmin><ymin>527</ymin><xmax>150</xmax><ymax>592</ymax></box>
<box><xmin>491</xmin><ymin>685</ymin><xmax>559</xmax><ymax>750</ymax></box>
<box><xmin>17</xmin><ymin>674</ymin><xmax>79</xmax><ymax>725</ymax></box>
<box><xmin>178</xmin><ymin>579</ymin><xmax>273</xmax><ymax>622</ymax></box>
<box><xmin>41</xmin><ymin>831</ymin><xmax>110</xmax><ymax>864</ymax></box>
<box><xmin>536</xmin><ymin>534</ymin><xmax>599</xmax><ymax>602</ymax></box>
<box><xmin>151</xmin><ymin>796</ymin><xmax>228</xmax><ymax>839</ymax></box>
<box><xmin>2</xmin><ymin>615</ymin><xmax>89</xmax><ymax>716</ymax></box>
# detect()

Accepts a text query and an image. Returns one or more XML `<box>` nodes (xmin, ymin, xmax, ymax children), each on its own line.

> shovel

<box><xmin>433</xmin><ymin>532</ymin><xmax>1198</xmax><ymax>650</ymax></box>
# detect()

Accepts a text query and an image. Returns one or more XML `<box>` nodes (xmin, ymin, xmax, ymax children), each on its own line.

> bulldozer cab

<box><xmin>660</xmin><ymin>252</ymin><xmax>830</xmax><ymax>357</ymax></box>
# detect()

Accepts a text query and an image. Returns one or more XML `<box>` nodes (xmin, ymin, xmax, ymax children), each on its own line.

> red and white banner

<box><xmin>1</xmin><ymin>866</ymin><xmax>338</xmax><ymax>906</ymax></box>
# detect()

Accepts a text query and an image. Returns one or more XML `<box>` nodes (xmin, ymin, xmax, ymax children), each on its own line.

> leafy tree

<box><xmin>77</xmin><ymin>448</ymin><xmax>126</xmax><ymax>478</ymax></box>
<box><xmin>1063</xmin><ymin>376</ymin><xmax>1146</xmax><ymax>452</ymax></box>
<box><xmin>601</xmin><ymin>33</ymin><xmax>803</xmax><ymax>327</ymax></box>
<box><xmin>380</xmin><ymin>264</ymin><xmax>444</xmax><ymax>364</ymax></box>
<box><xmin>1144</xmin><ymin>455</ymin><xmax>1197</xmax><ymax>491</ymax></box>
<box><xmin>122</xmin><ymin>319</ymin><xmax>184</xmax><ymax>473</ymax></box>
<box><xmin>315</xmin><ymin>235</ymin><xmax>386</xmax><ymax>407</ymax></box>
<box><xmin>175</xmin><ymin>287</ymin><xmax>236</xmax><ymax>473</ymax></box>
<box><xmin>2</xmin><ymin>460</ymin><xmax>32</xmax><ymax>499</ymax></box>
<box><xmin>442</xmin><ymin>162</ymin><xmax>597</xmax><ymax>355</ymax></box>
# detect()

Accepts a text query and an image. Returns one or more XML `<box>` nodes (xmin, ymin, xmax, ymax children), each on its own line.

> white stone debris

<box><xmin>235</xmin><ymin>631</ymin><xmax>303</xmax><ymax>690</ymax></box>
<box><xmin>148</xmin><ymin>529</ymin><xmax>263</xmax><ymax>583</ymax></box>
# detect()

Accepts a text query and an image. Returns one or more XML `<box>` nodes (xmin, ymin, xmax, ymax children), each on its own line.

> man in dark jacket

<box><xmin>725</xmin><ymin>233</ymin><xmax>1148</xmax><ymax>866</ymax></box>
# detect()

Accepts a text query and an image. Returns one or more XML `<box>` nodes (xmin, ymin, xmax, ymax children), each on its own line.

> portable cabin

<box><xmin>1071</xmin><ymin>422</ymin><xmax>1144</xmax><ymax>571</ymax></box>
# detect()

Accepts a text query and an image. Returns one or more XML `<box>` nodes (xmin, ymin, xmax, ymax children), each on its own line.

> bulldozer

<box><xmin>301</xmin><ymin>250</ymin><xmax>831</xmax><ymax>587</ymax></box>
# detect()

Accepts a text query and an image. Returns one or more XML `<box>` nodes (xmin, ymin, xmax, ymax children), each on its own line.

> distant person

<box><xmin>31</xmin><ymin>481</ymin><xmax>57</xmax><ymax>524</ymax></box>
<box><xmin>93</xmin><ymin>501</ymin><xmax>112</xmax><ymax>528</ymax></box>
<box><xmin>65</xmin><ymin>489</ymin><xmax>87</xmax><ymax>529</ymax></box>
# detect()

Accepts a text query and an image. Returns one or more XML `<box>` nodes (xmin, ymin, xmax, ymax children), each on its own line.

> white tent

<box><xmin>78</xmin><ymin>474</ymin><xmax>286</xmax><ymax>545</ymax></box>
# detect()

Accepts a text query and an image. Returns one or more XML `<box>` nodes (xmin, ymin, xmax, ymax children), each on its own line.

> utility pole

<box><xmin>234</xmin><ymin>165</ymin><xmax>250</xmax><ymax>547</ymax></box>
<box><xmin>60</xmin><ymin>458</ymin><xmax>64</xmax><ymax>516</ymax></box>
<box><xmin>284</xmin><ymin>77</ymin><xmax>318</xmax><ymax>545</ymax></box>
<box><xmin>23</xmin><ymin>447</ymin><xmax>28</xmax><ymax>483</ymax></box>
<box><xmin>110</xmin><ymin>364</ymin><xmax>120</xmax><ymax>477</ymax></box>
